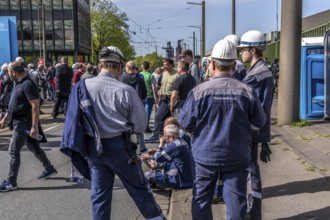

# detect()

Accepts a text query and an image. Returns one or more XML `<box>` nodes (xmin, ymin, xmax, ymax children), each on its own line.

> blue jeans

<box><xmin>144</xmin><ymin>97</ymin><xmax>155</xmax><ymax>129</ymax></box>
<box><xmin>86</xmin><ymin>137</ymin><xmax>164</xmax><ymax>220</ymax></box>
<box><xmin>192</xmin><ymin>163</ymin><xmax>248</xmax><ymax>220</ymax></box>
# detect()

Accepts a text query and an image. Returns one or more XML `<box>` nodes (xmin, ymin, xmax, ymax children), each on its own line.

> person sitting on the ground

<box><xmin>164</xmin><ymin>116</ymin><xmax>191</xmax><ymax>148</ymax></box>
<box><xmin>142</xmin><ymin>124</ymin><xmax>194</xmax><ymax>189</ymax></box>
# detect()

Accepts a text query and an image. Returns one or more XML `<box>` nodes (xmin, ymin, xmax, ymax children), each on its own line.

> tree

<box><xmin>91</xmin><ymin>0</ymin><xmax>135</xmax><ymax>63</ymax></box>
<box><xmin>134</xmin><ymin>52</ymin><xmax>164</xmax><ymax>71</ymax></box>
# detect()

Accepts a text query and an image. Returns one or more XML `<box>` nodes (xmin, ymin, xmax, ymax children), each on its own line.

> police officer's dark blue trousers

<box><xmin>248</xmin><ymin>142</ymin><xmax>262</xmax><ymax>220</ymax></box>
<box><xmin>86</xmin><ymin>137</ymin><xmax>165</xmax><ymax>220</ymax></box>
<box><xmin>192</xmin><ymin>163</ymin><xmax>248</xmax><ymax>220</ymax></box>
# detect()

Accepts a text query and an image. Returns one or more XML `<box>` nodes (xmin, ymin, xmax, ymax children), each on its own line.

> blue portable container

<box><xmin>300</xmin><ymin>37</ymin><xmax>324</xmax><ymax>120</ymax></box>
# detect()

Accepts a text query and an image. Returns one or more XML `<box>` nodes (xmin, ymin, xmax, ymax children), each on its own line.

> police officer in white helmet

<box><xmin>179</xmin><ymin>39</ymin><xmax>266</xmax><ymax>220</ymax></box>
<box><xmin>238</xmin><ymin>30</ymin><xmax>275</xmax><ymax>220</ymax></box>
<box><xmin>224</xmin><ymin>34</ymin><xmax>247</xmax><ymax>80</ymax></box>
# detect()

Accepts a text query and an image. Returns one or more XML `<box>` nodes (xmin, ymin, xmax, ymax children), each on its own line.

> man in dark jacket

<box><xmin>179</xmin><ymin>39</ymin><xmax>266</xmax><ymax>220</ymax></box>
<box><xmin>123</xmin><ymin>61</ymin><xmax>148</xmax><ymax>153</ymax></box>
<box><xmin>239</xmin><ymin>30</ymin><xmax>275</xmax><ymax>220</ymax></box>
<box><xmin>52</xmin><ymin>57</ymin><xmax>73</xmax><ymax>119</ymax></box>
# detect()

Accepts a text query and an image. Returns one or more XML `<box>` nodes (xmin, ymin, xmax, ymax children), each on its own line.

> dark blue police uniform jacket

<box><xmin>178</xmin><ymin>75</ymin><xmax>266</xmax><ymax>170</ymax></box>
<box><xmin>243</xmin><ymin>59</ymin><xmax>274</xmax><ymax>143</ymax></box>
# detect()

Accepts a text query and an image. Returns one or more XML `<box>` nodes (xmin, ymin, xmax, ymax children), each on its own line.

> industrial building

<box><xmin>0</xmin><ymin>0</ymin><xmax>91</xmax><ymax>65</ymax></box>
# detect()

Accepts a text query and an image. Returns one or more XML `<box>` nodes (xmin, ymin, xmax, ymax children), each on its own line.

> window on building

<box><xmin>21</xmin><ymin>0</ymin><xmax>31</xmax><ymax>9</ymax></box>
<box><xmin>23</xmin><ymin>40</ymin><xmax>33</xmax><ymax>50</ymax></box>
<box><xmin>0</xmin><ymin>0</ymin><xmax>9</xmax><ymax>10</ymax></box>
<box><xmin>54</xmin><ymin>20</ymin><xmax>63</xmax><ymax>30</ymax></box>
<box><xmin>53</xmin><ymin>0</ymin><xmax>62</xmax><ymax>10</ymax></box>
<box><xmin>10</xmin><ymin>0</ymin><xmax>20</xmax><ymax>10</ymax></box>
<box><xmin>63</xmin><ymin>0</ymin><xmax>73</xmax><ymax>9</ymax></box>
<box><xmin>64</xmin><ymin>20</ymin><xmax>73</xmax><ymax>30</ymax></box>
<box><xmin>31</xmin><ymin>0</ymin><xmax>41</xmax><ymax>10</ymax></box>
<box><xmin>22</xmin><ymin>20</ymin><xmax>32</xmax><ymax>40</ymax></box>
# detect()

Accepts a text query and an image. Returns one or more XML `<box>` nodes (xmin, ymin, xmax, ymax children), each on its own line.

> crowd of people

<box><xmin>0</xmin><ymin>29</ymin><xmax>279</xmax><ymax>220</ymax></box>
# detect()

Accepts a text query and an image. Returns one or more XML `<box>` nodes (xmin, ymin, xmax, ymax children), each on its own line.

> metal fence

<box><xmin>263</xmin><ymin>22</ymin><xmax>330</xmax><ymax>63</ymax></box>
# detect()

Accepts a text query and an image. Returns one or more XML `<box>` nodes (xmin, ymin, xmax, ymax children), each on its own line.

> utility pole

<box><xmin>232</xmin><ymin>0</ymin><xmax>235</xmax><ymax>34</ymax></box>
<box><xmin>187</xmin><ymin>1</ymin><xmax>205</xmax><ymax>56</ymax></box>
<box><xmin>193</xmin><ymin>32</ymin><xmax>196</xmax><ymax>58</ymax></box>
<box><xmin>201</xmin><ymin>0</ymin><xmax>205</xmax><ymax>57</ymax></box>
<box><xmin>42</xmin><ymin>4</ymin><xmax>46</xmax><ymax>64</ymax></box>
<box><xmin>275</xmin><ymin>0</ymin><xmax>279</xmax><ymax>58</ymax></box>
<box><xmin>277</xmin><ymin>0</ymin><xmax>302</xmax><ymax>125</ymax></box>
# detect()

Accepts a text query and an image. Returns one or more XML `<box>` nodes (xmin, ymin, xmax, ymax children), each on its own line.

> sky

<box><xmin>111</xmin><ymin>0</ymin><xmax>330</xmax><ymax>57</ymax></box>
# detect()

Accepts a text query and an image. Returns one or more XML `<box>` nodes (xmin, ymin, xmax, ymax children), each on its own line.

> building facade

<box><xmin>0</xmin><ymin>0</ymin><xmax>91</xmax><ymax>65</ymax></box>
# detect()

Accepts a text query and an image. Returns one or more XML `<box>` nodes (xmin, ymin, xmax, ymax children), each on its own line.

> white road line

<box><xmin>43</xmin><ymin>124</ymin><xmax>61</xmax><ymax>132</ymax></box>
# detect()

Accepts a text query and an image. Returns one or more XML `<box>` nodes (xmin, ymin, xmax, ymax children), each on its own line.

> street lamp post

<box><xmin>187</xmin><ymin>25</ymin><xmax>201</xmax><ymax>57</ymax></box>
<box><xmin>189</xmin><ymin>32</ymin><xmax>196</xmax><ymax>57</ymax></box>
<box><xmin>187</xmin><ymin>1</ymin><xmax>205</xmax><ymax>57</ymax></box>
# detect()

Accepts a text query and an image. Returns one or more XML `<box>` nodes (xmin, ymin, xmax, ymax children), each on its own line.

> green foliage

<box><xmin>290</xmin><ymin>120</ymin><xmax>313</xmax><ymax>127</ymax></box>
<box><xmin>91</xmin><ymin>0</ymin><xmax>135</xmax><ymax>63</ymax></box>
<box><xmin>133</xmin><ymin>52</ymin><xmax>164</xmax><ymax>71</ymax></box>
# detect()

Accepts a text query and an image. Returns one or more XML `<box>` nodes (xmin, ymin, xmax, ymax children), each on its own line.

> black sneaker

<box><xmin>144</xmin><ymin>135</ymin><xmax>159</xmax><ymax>143</ymax></box>
<box><xmin>212</xmin><ymin>196</ymin><xmax>224</xmax><ymax>204</ymax></box>
<box><xmin>0</xmin><ymin>180</ymin><xmax>17</xmax><ymax>192</ymax></box>
<box><xmin>145</xmin><ymin>128</ymin><xmax>152</xmax><ymax>133</ymax></box>
<box><xmin>38</xmin><ymin>166</ymin><xmax>57</xmax><ymax>180</ymax></box>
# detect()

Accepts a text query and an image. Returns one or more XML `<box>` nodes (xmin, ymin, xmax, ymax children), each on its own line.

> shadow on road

<box><xmin>263</xmin><ymin>178</ymin><xmax>330</xmax><ymax>199</ymax></box>
<box><xmin>275</xmin><ymin>206</ymin><xmax>330</xmax><ymax>220</ymax></box>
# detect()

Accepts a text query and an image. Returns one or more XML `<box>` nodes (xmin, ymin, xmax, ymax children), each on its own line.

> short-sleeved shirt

<box><xmin>172</xmin><ymin>73</ymin><xmax>196</xmax><ymax>100</ymax></box>
<box><xmin>72</xmin><ymin>70</ymin><xmax>83</xmax><ymax>84</ymax></box>
<box><xmin>8</xmin><ymin>76</ymin><xmax>39</xmax><ymax>121</ymax></box>
<box><xmin>161</xmin><ymin>71</ymin><xmax>179</xmax><ymax>96</ymax></box>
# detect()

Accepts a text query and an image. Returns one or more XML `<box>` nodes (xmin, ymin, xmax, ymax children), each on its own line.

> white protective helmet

<box><xmin>238</xmin><ymin>30</ymin><xmax>267</xmax><ymax>51</ymax></box>
<box><xmin>211</xmin><ymin>39</ymin><xmax>237</xmax><ymax>66</ymax></box>
<box><xmin>224</xmin><ymin>34</ymin><xmax>240</xmax><ymax>47</ymax></box>
<box><xmin>1</xmin><ymin>63</ymin><xmax>8</xmax><ymax>71</ymax></box>
<box><xmin>27</xmin><ymin>63</ymin><xmax>35</xmax><ymax>69</ymax></box>
<box><xmin>15</xmin><ymin>56</ymin><xmax>25</xmax><ymax>63</ymax></box>
<box><xmin>99</xmin><ymin>46</ymin><xmax>124</xmax><ymax>64</ymax></box>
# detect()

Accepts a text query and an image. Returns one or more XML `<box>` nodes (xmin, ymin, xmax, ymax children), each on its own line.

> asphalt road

<box><xmin>0</xmin><ymin>117</ymin><xmax>155</xmax><ymax>220</ymax></box>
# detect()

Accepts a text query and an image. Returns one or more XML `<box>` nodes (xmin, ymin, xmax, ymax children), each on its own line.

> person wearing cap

<box><xmin>51</xmin><ymin>57</ymin><xmax>73</xmax><ymax>119</ymax></box>
<box><xmin>238</xmin><ymin>30</ymin><xmax>275</xmax><ymax>220</ymax></box>
<box><xmin>182</xmin><ymin>49</ymin><xmax>201</xmax><ymax>84</ymax></box>
<box><xmin>15</xmin><ymin>57</ymin><xmax>30</xmax><ymax>76</ymax></box>
<box><xmin>61</xmin><ymin>46</ymin><xmax>165</xmax><ymax>220</ymax></box>
<box><xmin>178</xmin><ymin>39</ymin><xmax>266</xmax><ymax>220</ymax></box>
<box><xmin>71</xmin><ymin>63</ymin><xmax>78</xmax><ymax>73</ymax></box>
<box><xmin>27</xmin><ymin>63</ymin><xmax>36</xmax><ymax>78</ymax></box>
